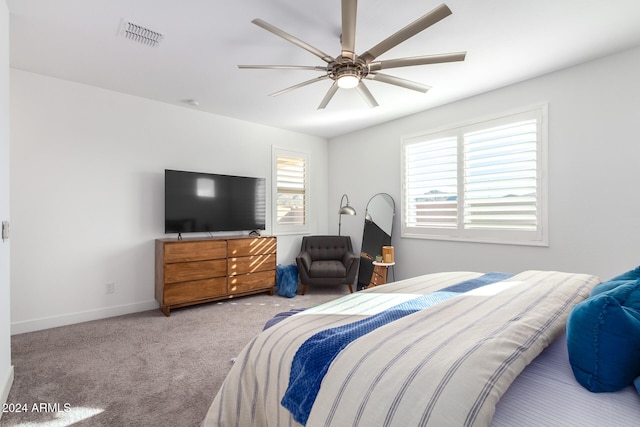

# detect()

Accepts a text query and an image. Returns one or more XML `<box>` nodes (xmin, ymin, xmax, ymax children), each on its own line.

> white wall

<box><xmin>9</xmin><ymin>45</ymin><xmax>640</xmax><ymax>334</ymax></box>
<box><xmin>0</xmin><ymin>0</ymin><xmax>14</xmax><ymax>414</ymax></box>
<box><xmin>10</xmin><ymin>70</ymin><xmax>328</xmax><ymax>333</ymax></box>
<box><xmin>329</xmin><ymin>46</ymin><xmax>640</xmax><ymax>283</ymax></box>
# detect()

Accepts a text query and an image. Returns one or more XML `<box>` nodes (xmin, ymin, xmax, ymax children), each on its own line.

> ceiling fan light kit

<box><xmin>333</xmin><ymin>63</ymin><xmax>365</xmax><ymax>89</ymax></box>
<box><xmin>239</xmin><ymin>1</ymin><xmax>466</xmax><ymax>109</ymax></box>
<box><xmin>337</xmin><ymin>74</ymin><xmax>360</xmax><ymax>89</ymax></box>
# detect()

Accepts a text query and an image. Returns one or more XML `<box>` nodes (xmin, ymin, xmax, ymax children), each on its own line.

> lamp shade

<box><xmin>338</xmin><ymin>194</ymin><xmax>356</xmax><ymax>236</ymax></box>
<box><xmin>339</xmin><ymin>205</ymin><xmax>356</xmax><ymax>216</ymax></box>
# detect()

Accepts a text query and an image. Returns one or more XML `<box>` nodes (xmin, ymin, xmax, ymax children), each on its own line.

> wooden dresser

<box><xmin>155</xmin><ymin>235</ymin><xmax>277</xmax><ymax>316</ymax></box>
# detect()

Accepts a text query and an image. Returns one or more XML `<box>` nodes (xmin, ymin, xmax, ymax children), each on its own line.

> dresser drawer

<box><xmin>164</xmin><ymin>259</ymin><xmax>226</xmax><ymax>284</ymax></box>
<box><xmin>228</xmin><ymin>253</ymin><xmax>276</xmax><ymax>276</ymax></box>
<box><xmin>164</xmin><ymin>240</ymin><xmax>226</xmax><ymax>263</ymax></box>
<box><xmin>163</xmin><ymin>277</ymin><xmax>227</xmax><ymax>305</ymax></box>
<box><xmin>228</xmin><ymin>270</ymin><xmax>275</xmax><ymax>294</ymax></box>
<box><xmin>228</xmin><ymin>237</ymin><xmax>276</xmax><ymax>257</ymax></box>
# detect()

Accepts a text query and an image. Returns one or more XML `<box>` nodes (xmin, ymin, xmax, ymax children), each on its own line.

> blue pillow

<box><xmin>609</xmin><ymin>265</ymin><xmax>640</xmax><ymax>281</ymax></box>
<box><xmin>590</xmin><ymin>265</ymin><xmax>640</xmax><ymax>296</ymax></box>
<box><xmin>591</xmin><ymin>279</ymin><xmax>634</xmax><ymax>296</ymax></box>
<box><xmin>567</xmin><ymin>280</ymin><xmax>640</xmax><ymax>392</ymax></box>
<box><xmin>635</xmin><ymin>377</ymin><xmax>640</xmax><ymax>395</ymax></box>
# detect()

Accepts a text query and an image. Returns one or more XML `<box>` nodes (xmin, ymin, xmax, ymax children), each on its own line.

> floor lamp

<box><xmin>338</xmin><ymin>194</ymin><xmax>356</xmax><ymax>236</ymax></box>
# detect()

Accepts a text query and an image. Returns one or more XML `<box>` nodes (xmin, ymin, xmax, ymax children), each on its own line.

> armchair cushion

<box><xmin>309</xmin><ymin>260</ymin><xmax>347</xmax><ymax>278</ymax></box>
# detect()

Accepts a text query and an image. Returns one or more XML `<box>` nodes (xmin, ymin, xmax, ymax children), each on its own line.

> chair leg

<box><xmin>301</xmin><ymin>284</ymin><xmax>307</xmax><ymax>295</ymax></box>
<box><xmin>348</xmin><ymin>284</ymin><xmax>353</xmax><ymax>293</ymax></box>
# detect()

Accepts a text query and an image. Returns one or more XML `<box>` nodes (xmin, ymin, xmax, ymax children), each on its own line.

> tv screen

<box><xmin>164</xmin><ymin>169</ymin><xmax>266</xmax><ymax>234</ymax></box>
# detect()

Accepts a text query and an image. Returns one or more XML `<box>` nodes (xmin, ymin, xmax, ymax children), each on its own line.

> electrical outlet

<box><xmin>105</xmin><ymin>282</ymin><xmax>115</xmax><ymax>294</ymax></box>
<box><xmin>1</xmin><ymin>221</ymin><xmax>8</xmax><ymax>242</ymax></box>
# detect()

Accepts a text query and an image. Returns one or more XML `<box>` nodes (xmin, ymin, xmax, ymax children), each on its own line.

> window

<box><xmin>401</xmin><ymin>105</ymin><xmax>548</xmax><ymax>246</ymax></box>
<box><xmin>272</xmin><ymin>148</ymin><xmax>309</xmax><ymax>234</ymax></box>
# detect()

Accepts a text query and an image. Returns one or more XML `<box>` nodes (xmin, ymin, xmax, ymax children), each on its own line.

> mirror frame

<box><xmin>357</xmin><ymin>193</ymin><xmax>396</xmax><ymax>290</ymax></box>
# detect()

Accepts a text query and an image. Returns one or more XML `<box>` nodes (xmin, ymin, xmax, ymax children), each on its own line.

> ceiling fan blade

<box><xmin>356</xmin><ymin>82</ymin><xmax>379</xmax><ymax>108</ymax></box>
<box><xmin>318</xmin><ymin>83</ymin><xmax>339</xmax><ymax>109</ymax></box>
<box><xmin>238</xmin><ymin>65</ymin><xmax>329</xmax><ymax>71</ymax></box>
<box><xmin>341</xmin><ymin>0</ymin><xmax>358</xmax><ymax>60</ymax></box>
<box><xmin>367</xmin><ymin>73</ymin><xmax>430</xmax><ymax>93</ymax></box>
<box><xmin>270</xmin><ymin>75</ymin><xmax>330</xmax><ymax>97</ymax></box>
<box><xmin>359</xmin><ymin>3</ymin><xmax>452</xmax><ymax>64</ymax></box>
<box><xmin>369</xmin><ymin>52</ymin><xmax>466</xmax><ymax>71</ymax></box>
<box><xmin>252</xmin><ymin>19</ymin><xmax>335</xmax><ymax>64</ymax></box>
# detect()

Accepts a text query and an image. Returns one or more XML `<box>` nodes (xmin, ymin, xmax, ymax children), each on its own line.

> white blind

<box><xmin>401</xmin><ymin>104</ymin><xmax>547</xmax><ymax>246</ymax></box>
<box><xmin>463</xmin><ymin>119</ymin><xmax>538</xmax><ymax>231</ymax></box>
<box><xmin>404</xmin><ymin>136</ymin><xmax>458</xmax><ymax>229</ymax></box>
<box><xmin>276</xmin><ymin>155</ymin><xmax>306</xmax><ymax>226</ymax></box>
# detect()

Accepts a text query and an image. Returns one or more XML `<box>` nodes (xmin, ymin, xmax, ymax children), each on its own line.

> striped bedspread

<box><xmin>282</xmin><ymin>272</ymin><xmax>513</xmax><ymax>425</ymax></box>
<box><xmin>203</xmin><ymin>270</ymin><xmax>599</xmax><ymax>427</ymax></box>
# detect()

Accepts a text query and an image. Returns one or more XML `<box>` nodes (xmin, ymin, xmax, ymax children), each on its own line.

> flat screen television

<box><xmin>164</xmin><ymin>169</ymin><xmax>266</xmax><ymax>234</ymax></box>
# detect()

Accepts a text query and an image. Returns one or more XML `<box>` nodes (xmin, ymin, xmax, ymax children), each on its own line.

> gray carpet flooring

<box><xmin>1</xmin><ymin>286</ymin><xmax>350</xmax><ymax>426</ymax></box>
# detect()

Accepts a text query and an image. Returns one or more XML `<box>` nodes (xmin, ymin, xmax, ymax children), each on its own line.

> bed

<box><xmin>203</xmin><ymin>270</ymin><xmax>640</xmax><ymax>426</ymax></box>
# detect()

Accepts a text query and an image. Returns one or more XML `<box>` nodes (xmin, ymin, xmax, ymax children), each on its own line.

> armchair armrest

<box><xmin>297</xmin><ymin>252</ymin><xmax>312</xmax><ymax>272</ymax></box>
<box><xmin>342</xmin><ymin>251</ymin><xmax>358</xmax><ymax>271</ymax></box>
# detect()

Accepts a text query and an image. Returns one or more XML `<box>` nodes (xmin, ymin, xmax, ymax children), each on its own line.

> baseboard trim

<box><xmin>10</xmin><ymin>300</ymin><xmax>159</xmax><ymax>335</ymax></box>
<box><xmin>0</xmin><ymin>365</ymin><xmax>14</xmax><ymax>421</ymax></box>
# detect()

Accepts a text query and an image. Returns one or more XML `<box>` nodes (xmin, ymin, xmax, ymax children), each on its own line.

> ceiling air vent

<box><xmin>120</xmin><ymin>20</ymin><xmax>164</xmax><ymax>47</ymax></box>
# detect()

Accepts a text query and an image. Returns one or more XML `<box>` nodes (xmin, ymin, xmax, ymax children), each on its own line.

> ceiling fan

<box><xmin>239</xmin><ymin>1</ymin><xmax>466</xmax><ymax>109</ymax></box>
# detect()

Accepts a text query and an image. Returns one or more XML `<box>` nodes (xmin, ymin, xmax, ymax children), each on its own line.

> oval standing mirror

<box><xmin>357</xmin><ymin>193</ymin><xmax>395</xmax><ymax>290</ymax></box>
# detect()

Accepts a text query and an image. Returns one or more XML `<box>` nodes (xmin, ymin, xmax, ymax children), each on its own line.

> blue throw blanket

<box><xmin>281</xmin><ymin>272</ymin><xmax>513</xmax><ymax>425</ymax></box>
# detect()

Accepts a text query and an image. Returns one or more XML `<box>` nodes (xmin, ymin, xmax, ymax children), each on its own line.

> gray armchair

<box><xmin>296</xmin><ymin>235</ymin><xmax>358</xmax><ymax>295</ymax></box>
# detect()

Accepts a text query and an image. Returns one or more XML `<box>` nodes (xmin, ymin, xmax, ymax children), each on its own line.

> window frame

<box><xmin>272</xmin><ymin>147</ymin><xmax>310</xmax><ymax>235</ymax></box>
<box><xmin>401</xmin><ymin>104</ymin><xmax>548</xmax><ymax>246</ymax></box>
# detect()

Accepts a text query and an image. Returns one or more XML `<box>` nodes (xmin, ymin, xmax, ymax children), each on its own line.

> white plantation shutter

<box><xmin>276</xmin><ymin>156</ymin><xmax>306</xmax><ymax>225</ymax></box>
<box><xmin>464</xmin><ymin>119</ymin><xmax>538</xmax><ymax>231</ymax></box>
<box><xmin>404</xmin><ymin>136</ymin><xmax>458</xmax><ymax>229</ymax></box>
<box><xmin>273</xmin><ymin>148</ymin><xmax>309</xmax><ymax>234</ymax></box>
<box><xmin>402</xmin><ymin>105</ymin><xmax>548</xmax><ymax>246</ymax></box>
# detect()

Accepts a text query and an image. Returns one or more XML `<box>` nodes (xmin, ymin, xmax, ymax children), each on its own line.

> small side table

<box><xmin>366</xmin><ymin>261</ymin><xmax>396</xmax><ymax>289</ymax></box>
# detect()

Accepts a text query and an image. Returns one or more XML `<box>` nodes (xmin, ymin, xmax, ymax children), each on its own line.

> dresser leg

<box><xmin>160</xmin><ymin>305</ymin><xmax>170</xmax><ymax>317</ymax></box>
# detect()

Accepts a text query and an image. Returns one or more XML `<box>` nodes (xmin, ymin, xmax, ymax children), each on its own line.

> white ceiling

<box><xmin>7</xmin><ymin>0</ymin><xmax>640</xmax><ymax>139</ymax></box>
